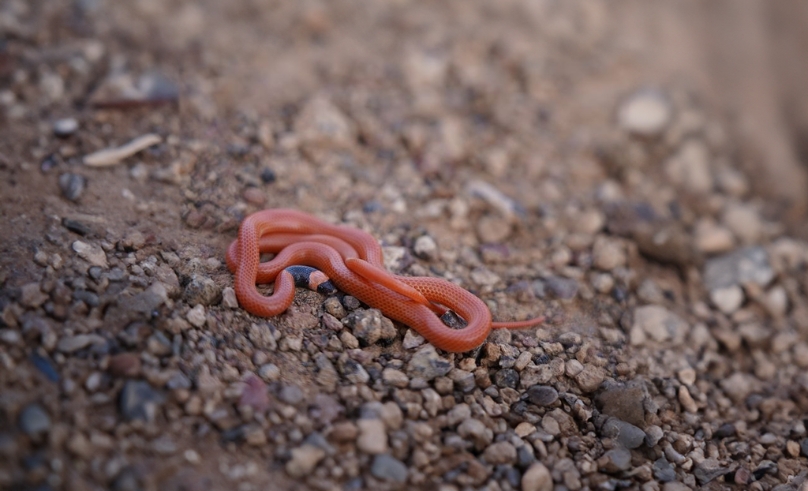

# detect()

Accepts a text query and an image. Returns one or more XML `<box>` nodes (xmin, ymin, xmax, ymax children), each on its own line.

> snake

<box><xmin>226</xmin><ymin>208</ymin><xmax>543</xmax><ymax>352</ymax></box>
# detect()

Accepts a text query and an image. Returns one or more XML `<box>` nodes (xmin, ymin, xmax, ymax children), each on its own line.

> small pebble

<box><xmin>370</xmin><ymin>454</ymin><xmax>408</xmax><ymax>483</ymax></box>
<box><xmin>521</xmin><ymin>463</ymin><xmax>553</xmax><ymax>491</ymax></box>
<box><xmin>186</xmin><ymin>305</ymin><xmax>206</xmax><ymax>328</ymax></box>
<box><xmin>357</xmin><ymin>419</ymin><xmax>388</xmax><ymax>454</ymax></box>
<box><xmin>483</xmin><ymin>441</ymin><xmax>517</xmax><ymax>465</ymax></box>
<box><xmin>406</xmin><ymin>345</ymin><xmax>452</xmax><ymax>380</ymax></box>
<box><xmin>18</xmin><ymin>403</ymin><xmax>51</xmax><ymax>439</ymax></box>
<box><xmin>59</xmin><ymin>173</ymin><xmax>87</xmax><ymax>201</ymax></box>
<box><xmin>53</xmin><ymin>117</ymin><xmax>79</xmax><ymax>137</ymax></box>
<box><xmin>600</xmin><ymin>447</ymin><xmax>632</xmax><ymax>472</ymax></box>
<box><xmin>602</xmin><ymin>418</ymin><xmax>646</xmax><ymax>449</ymax></box>
<box><xmin>413</xmin><ymin>235</ymin><xmax>438</xmax><ymax>261</ymax></box>
<box><xmin>286</xmin><ymin>444</ymin><xmax>325</xmax><ymax>478</ymax></box>
<box><xmin>221</xmin><ymin>287</ymin><xmax>238</xmax><ymax>308</ymax></box>
<box><xmin>653</xmin><ymin>458</ymin><xmax>676</xmax><ymax>482</ymax></box>
<box><xmin>119</xmin><ymin>380</ymin><xmax>165</xmax><ymax>422</ymax></box>
<box><xmin>526</xmin><ymin>385</ymin><xmax>559</xmax><ymax>407</ymax></box>
<box><xmin>617</xmin><ymin>88</ymin><xmax>672</xmax><ymax>136</ymax></box>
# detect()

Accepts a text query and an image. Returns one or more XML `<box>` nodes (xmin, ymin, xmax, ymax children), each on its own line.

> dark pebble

<box><xmin>119</xmin><ymin>380</ymin><xmax>165</xmax><ymax>422</ymax></box>
<box><xmin>545</xmin><ymin>276</ymin><xmax>579</xmax><ymax>300</ymax></box>
<box><xmin>493</xmin><ymin>369</ymin><xmax>519</xmax><ymax>389</ymax></box>
<box><xmin>752</xmin><ymin>461</ymin><xmax>777</xmax><ymax>480</ymax></box>
<box><xmin>30</xmin><ymin>352</ymin><xmax>60</xmax><ymax>382</ymax></box>
<box><xmin>602</xmin><ymin>418</ymin><xmax>646</xmax><ymax>449</ymax></box>
<box><xmin>801</xmin><ymin>438</ymin><xmax>808</xmax><ymax>458</ymax></box>
<box><xmin>362</xmin><ymin>200</ymin><xmax>383</xmax><ymax>213</ymax></box>
<box><xmin>714</xmin><ymin>423</ymin><xmax>736</xmax><ymax>439</ymax></box>
<box><xmin>111</xmin><ymin>466</ymin><xmax>142</xmax><ymax>491</ymax></box>
<box><xmin>517</xmin><ymin>445</ymin><xmax>536</xmax><ymax>468</ymax></box>
<box><xmin>166</xmin><ymin>372</ymin><xmax>191</xmax><ymax>390</ymax></box>
<box><xmin>260</xmin><ymin>167</ymin><xmax>276</xmax><ymax>184</ymax></box>
<box><xmin>493</xmin><ymin>465</ymin><xmax>521</xmax><ymax>488</ymax></box>
<box><xmin>344</xmin><ymin>478</ymin><xmax>363</xmax><ymax>491</ymax></box>
<box><xmin>441</xmin><ymin>310</ymin><xmax>468</xmax><ymax>329</ymax></box>
<box><xmin>108</xmin><ymin>353</ymin><xmax>142</xmax><ymax>378</ymax></box>
<box><xmin>694</xmin><ymin>458</ymin><xmax>731</xmax><ymax>484</ymax></box>
<box><xmin>653</xmin><ymin>458</ymin><xmax>676</xmax><ymax>482</ymax></box>
<box><xmin>40</xmin><ymin>154</ymin><xmax>60</xmax><ymax>173</ymax></box>
<box><xmin>342</xmin><ymin>295</ymin><xmax>361</xmax><ymax>310</ymax></box>
<box><xmin>526</xmin><ymin>385</ymin><xmax>559</xmax><ymax>407</ymax></box>
<box><xmin>73</xmin><ymin>289</ymin><xmax>100</xmax><ymax>307</ymax></box>
<box><xmin>58</xmin><ymin>173</ymin><xmax>86</xmax><ymax>201</ymax></box>
<box><xmin>88</xmin><ymin>266</ymin><xmax>104</xmax><ymax>280</ymax></box>
<box><xmin>140</xmin><ymin>71</ymin><xmax>179</xmax><ymax>102</ymax></box>
<box><xmin>62</xmin><ymin>217</ymin><xmax>91</xmax><ymax>236</ymax></box>
<box><xmin>23</xmin><ymin>452</ymin><xmax>48</xmax><ymax>471</ymax></box>
<box><xmin>221</xmin><ymin>425</ymin><xmax>246</xmax><ymax>443</ymax></box>
<box><xmin>18</xmin><ymin>403</ymin><xmax>51</xmax><ymax>439</ymax></box>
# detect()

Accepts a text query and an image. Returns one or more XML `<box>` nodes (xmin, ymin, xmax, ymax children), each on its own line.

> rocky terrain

<box><xmin>1</xmin><ymin>1</ymin><xmax>808</xmax><ymax>490</ymax></box>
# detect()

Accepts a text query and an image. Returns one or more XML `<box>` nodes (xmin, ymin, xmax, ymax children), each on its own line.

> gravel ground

<box><xmin>2</xmin><ymin>1</ymin><xmax>808</xmax><ymax>490</ymax></box>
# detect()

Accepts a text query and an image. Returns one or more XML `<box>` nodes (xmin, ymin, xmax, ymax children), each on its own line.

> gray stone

<box><xmin>370</xmin><ymin>454</ymin><xmax>408</xmax><ymax>483</ymax></box>
<box><xmin>18</xmin><ymin>403</ymin><xmax>51</xmax><ymax>439</ymax></box>
<box><xmin>694</xmin><ymin>458</ymin><xmax>730</xmax><ymax>485</ymax></box>
<box><xmin>406</xmin><ymin>345</ymin><xmax>452</xmax><ymax>380</ymax></box>
<box><xmin>653</xmin><ymin>458</ymin><xmax>676</xmax><ymax>482</ymax></box>
<box><xmin>494</xmin><ymin>368</ymin><xmax>519</xmax><ymax>389</ymax></box>
<box><xmin>125</xmin><ymin>282</ymin><xmax>169</xmax><ymax>315</ymax></box>
<box><xmin>645</xmin><ymin>425</ymin><xmax>664</xmax><ymax>447</ymax></box>
<box><xmin>182</xmin><ymin>275</ymin><xmax>221</xmax><ymax>306</ymax></box>
<box><xmin>526</xmin><ymin>385</ymin><xmax>558</xmax><ymax>407</ymax></box>
<box><xmin>119</xmin><ymin>380</ymin><xmax>165</xmax><ymax>422</ymax></box>
<box><xmin>57</xmin><ymin>333</ymin><xmax>106</xmax><ymax>353</ymax></box>
<box><xmin>600</xmin><ymin>447</ymin><xmax>632</xmax><ymax>472</ymax></box>
<box><xmin>344</xmin><ymin>308</ymin><xmax>396</xmax><ymax>346</ymax></box>
<box><xmin>337</xmin><ymin>357</ymin><xmax>370</xmax><ymax>384</ymax></box>
<box><xmin>72</xmin><ymin>240</ymin><xmax>108</xmax><ymax>267</ymax></box>
<box><xmin>545</xmin><ymin>276</ymin><xmax>578</xmax><ymax>300</ymax></box>
<box><xmin>278</xmin><ymin>384</ymin><xmax>304</xmax><ymax>405</ymax></box>
<box><xmin>457</xmin><ymin>418</ymin><xmax>493</xmax><ymax>447</ymax></box>
<box><xmin>632</xmin><ymin>305</ymin><xmax>688</xmax><ymax>345</ymax></box>
<box><xmin>703</xmin><ymin>247</ymin><xmax>774</xmax><ymax>291</ymax></box>
<box><xmin>59</xmin><ymin>173</ymin><xmax>87</xmax><ymax>201</ymax></box>
<box><xmin>602</xmin><ymin>418</ymin><xmax>646</xmax><ymax>449</ymax></box>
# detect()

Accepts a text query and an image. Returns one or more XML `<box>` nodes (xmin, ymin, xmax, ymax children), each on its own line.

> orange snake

<box><xmin>226</xmin><ymin>208</ymin><xmax>543</xmax><ymax>352</ymax></box>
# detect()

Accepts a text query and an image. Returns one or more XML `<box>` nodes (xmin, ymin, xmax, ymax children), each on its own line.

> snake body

<box><xmin>226</xmin><ymin>208</ymin><xmax>543</xmax><ymax>352</ymax></box>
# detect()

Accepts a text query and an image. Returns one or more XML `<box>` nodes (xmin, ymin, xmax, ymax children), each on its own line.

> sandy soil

<box><xmin>2</xmin><ymin>1</ymin><xmax>808</xmax><ymax>490</ymax></box>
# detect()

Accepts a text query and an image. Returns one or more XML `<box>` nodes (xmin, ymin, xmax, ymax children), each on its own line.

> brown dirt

<box><xmin>2</xmin><ymin>1</ymin><xmax>808</xmax><ymax>490</ymax></box>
